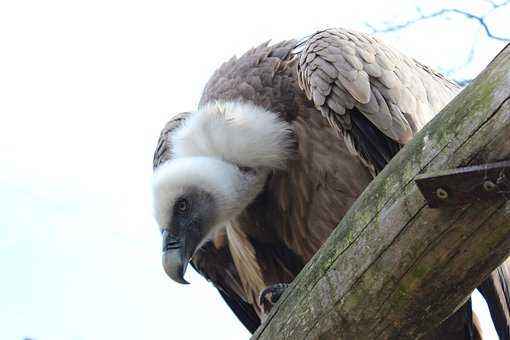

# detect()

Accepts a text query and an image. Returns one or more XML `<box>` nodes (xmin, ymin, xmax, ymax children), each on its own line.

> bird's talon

<box><xmin>258</xmin><ymin>283</ymin><xmax>290</xmax><ymax>315</ymax></box>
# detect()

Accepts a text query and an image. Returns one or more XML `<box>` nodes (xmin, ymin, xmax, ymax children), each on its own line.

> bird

<box><xmin>152</xmin><ymin>28</ymin><xmax>510</xmax><ymax>339</ymax></box>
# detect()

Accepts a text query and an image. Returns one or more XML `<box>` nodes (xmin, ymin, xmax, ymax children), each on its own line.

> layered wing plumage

<box><xmin>297</xmin><ymin>28</ymin><xmax>460</xmax><ymax>173</ymax></box>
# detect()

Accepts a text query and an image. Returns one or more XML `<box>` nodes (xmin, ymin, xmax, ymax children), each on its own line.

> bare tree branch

<box><xmin>366</xmin><ymin>2</ymin><xmax>510</xmax><ymax>42</ymax></box>
<box><xmin>365</xmin><ymin>1</ymin><xmax>509</xmax><ymax>86</ymax></box>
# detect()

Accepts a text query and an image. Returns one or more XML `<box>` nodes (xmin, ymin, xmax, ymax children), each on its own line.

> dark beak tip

<box><xmin>163</xmin><ymin>263</ymin><xmax>190</xmax><ymax>285</ymax></box>
<box><xmin>177</xmin><ymin>278</ymin><xmax>190</xmax><ymax>285</ymax></box>
<box><xmin>164</xmin><ymin>269</ymin><xmax>190</xmax><ymax>285</ymax></box>
<box><xmin>162</xmin><ymin>250</ymin><xmax>190</xmax><ymax>285</ymax></box>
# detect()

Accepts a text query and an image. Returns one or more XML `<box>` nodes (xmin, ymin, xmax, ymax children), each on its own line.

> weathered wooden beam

<box><xmin>253</xmin><ymin>44</ymin><xmax>510</xmax><ymax>340</ymax></box>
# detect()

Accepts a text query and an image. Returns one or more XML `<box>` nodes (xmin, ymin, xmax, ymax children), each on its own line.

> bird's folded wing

<box><xmin>296</xmin><ymin>28</ymin><xmax>460</xmax><ymax>165</ymax></box>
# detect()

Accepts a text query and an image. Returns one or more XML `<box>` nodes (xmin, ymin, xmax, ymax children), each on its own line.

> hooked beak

<box><xmin>162</xmin><ymin>230</ymin><xmax>190</xmax><ymax>285</ymax></box>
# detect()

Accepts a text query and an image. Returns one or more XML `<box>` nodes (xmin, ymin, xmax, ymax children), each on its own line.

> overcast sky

<box><xmin>0</xmin><ymin>0</ymin><xmax>508</xmax><ymax>339</ymax></box>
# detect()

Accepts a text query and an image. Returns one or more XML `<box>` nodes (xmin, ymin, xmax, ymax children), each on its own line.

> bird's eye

<box><xmin>175</xmin><ymin>198</ymin><xmax>190</xmax><ymax>215</ymax></box>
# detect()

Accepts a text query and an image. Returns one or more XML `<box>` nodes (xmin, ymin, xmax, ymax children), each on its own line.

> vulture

<box><xmin>152</xmin><ymin>28</ymin><xmax>510</xmax><ymax>339</ymax></box>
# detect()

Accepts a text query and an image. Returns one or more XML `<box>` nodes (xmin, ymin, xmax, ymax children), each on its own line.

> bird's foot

<box><xmin>258</xmin><ymin>283</ymin><xmax>290</xmax><ymax>315</ymax></box>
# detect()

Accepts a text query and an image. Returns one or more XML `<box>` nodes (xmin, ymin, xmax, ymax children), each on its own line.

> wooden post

<box><xmin>253</xmin><ymin>44</ymin><xmax>510</xmax><ymax>339</ymax></box>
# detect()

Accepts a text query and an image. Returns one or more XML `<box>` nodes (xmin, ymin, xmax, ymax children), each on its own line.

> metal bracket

<box><xmin>415</xmin><ymin>160</ymin><xmax>510</xmax><ymax>208</ymax></box>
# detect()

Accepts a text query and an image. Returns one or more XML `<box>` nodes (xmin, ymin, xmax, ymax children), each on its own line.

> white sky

<box><xmin>0</xmin><ymin>0</ymin><xmax>508</xmax><ymax>339</ymax></box>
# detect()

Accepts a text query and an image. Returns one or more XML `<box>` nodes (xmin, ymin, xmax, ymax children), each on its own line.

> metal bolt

<box><xmin>483</xmin><ymin>180</ymin><xmax>496</xmax><ymax>192</ymax></box>
<box><xmin>436</xmin><ymin>187</ymin><xmax>449</xmax><ymax>200</ymax></box>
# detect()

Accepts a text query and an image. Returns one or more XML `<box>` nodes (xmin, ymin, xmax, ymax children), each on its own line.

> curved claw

<box><xmin>258</xmin><ymin>283</ymin><xmax>290</xmax><ymax>315</ymax></box>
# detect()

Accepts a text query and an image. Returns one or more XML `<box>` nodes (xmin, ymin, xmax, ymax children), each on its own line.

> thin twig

<box><xmin>366</xmin><ymin>2</ymin><xmax>510</xmax><ymax>42</ymax></box>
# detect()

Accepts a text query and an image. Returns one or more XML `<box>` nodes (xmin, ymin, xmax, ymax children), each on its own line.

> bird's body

<box><xmin>152</xmin><ymin>28</ymin><xmax>509</xmax><ymax>338</ymax></box>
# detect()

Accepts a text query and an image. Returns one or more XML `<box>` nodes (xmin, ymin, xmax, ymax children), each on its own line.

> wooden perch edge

<box><xmin>253</xmin><ymin>44</ymin><xmax>510</xmax><ymax>340</ymax></box>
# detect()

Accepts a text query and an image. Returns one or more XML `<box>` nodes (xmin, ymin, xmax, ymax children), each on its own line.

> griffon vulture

<box><xmin>152</xmin><ymin>28</ymin><xmax>510</xmax><ymax>338</ymax></box>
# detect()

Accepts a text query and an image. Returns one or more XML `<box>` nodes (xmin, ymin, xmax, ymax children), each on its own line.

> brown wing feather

<box><xmin>225</xmin><ymin>222</ymin><xmax>266</xmax><ymax>308</ymax></box>
<box><xmin>199</xmin><ymin>40</ymin><xmax>300</xmax><ymax>122</ymax></box>
<box><xmin>153</xmin><ymin>112</ymin><xmax>191</xmax><ymax>169</ymax></box>
<box><xmin>297</xmin><ymin>28</ymin><xmax>460</xmax><ymax>171</ymax></box>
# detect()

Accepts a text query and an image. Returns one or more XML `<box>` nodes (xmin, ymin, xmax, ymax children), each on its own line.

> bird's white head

<box><xmin>152</xmin><ymin>100</ymin><xmax>294</xmax><ymax>284</ymax></box>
